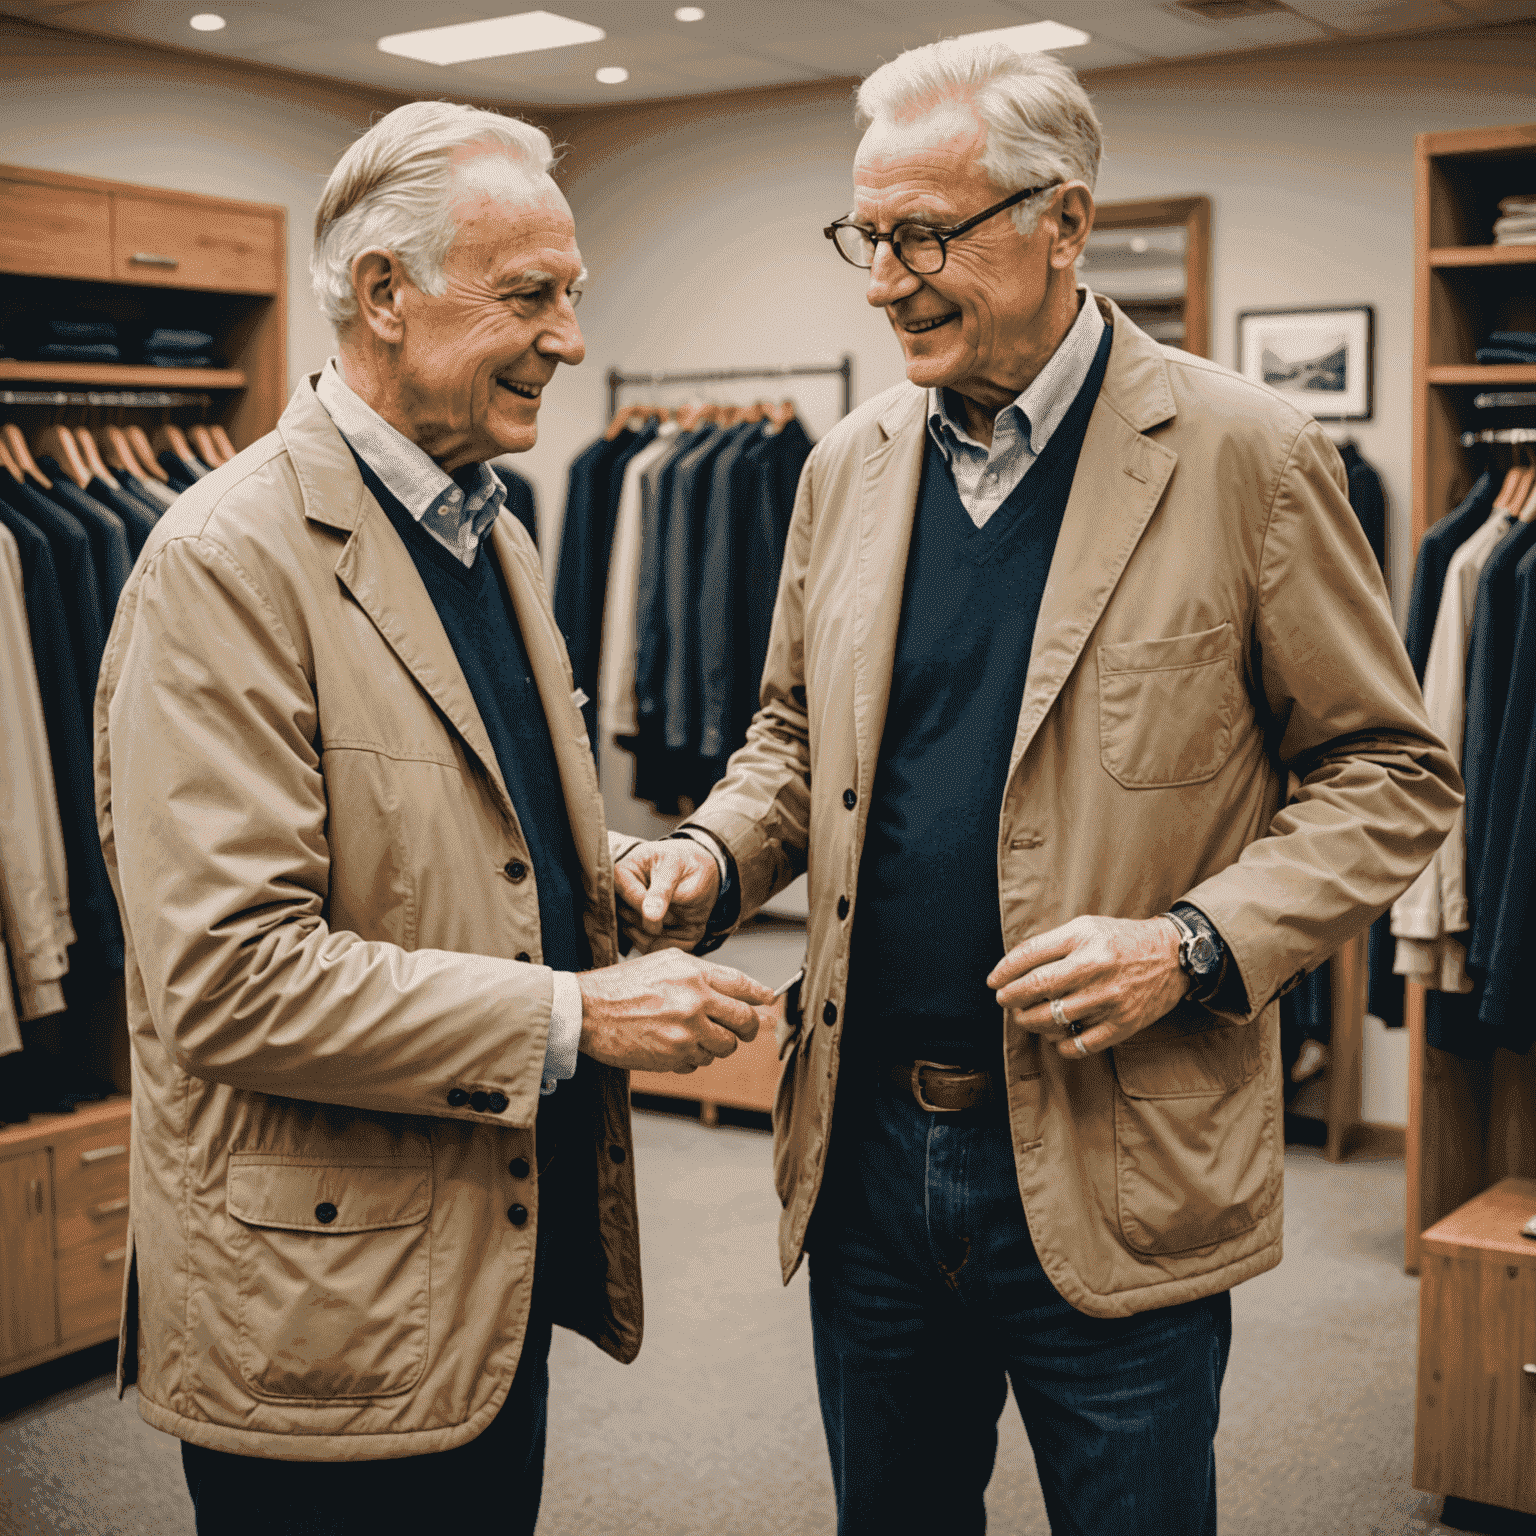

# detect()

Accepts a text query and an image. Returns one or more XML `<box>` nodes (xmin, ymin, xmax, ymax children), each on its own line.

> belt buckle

<box><xmin>910</xmin><ymin>1059</ymin><xmax>963</xmax><ymax>1114</ymax></box>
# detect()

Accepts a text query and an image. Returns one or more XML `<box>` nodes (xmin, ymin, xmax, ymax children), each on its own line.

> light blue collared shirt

<box><xmin>314</xmin><ymin>359</ymin><xmax>582</xmax><ymax>1096</ymax></box>
<box><xmin>927</xmin><ymin>288</ymin><xmax>1106</xmax><ymax>528</ymax></box>
<box><xmin>316</xmin><ymin>359</ymin><xmax>506</xmax><ymax>568</ymax></box>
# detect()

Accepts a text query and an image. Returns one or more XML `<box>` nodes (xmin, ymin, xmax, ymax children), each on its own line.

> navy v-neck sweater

<box><xmin>848</xmin><ymin>324</ymin><xmax>1113</xmax><ymax>1065</ymax></box>
<box><xmin>352</xmin><ymin>454</ymin><xmax>590</xmax><ymax>976</ymax></box>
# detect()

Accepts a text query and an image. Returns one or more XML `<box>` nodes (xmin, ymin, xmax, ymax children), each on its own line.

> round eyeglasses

<box><xmin>824</xmin><ymin>183</ymin><xmax>1060</xmax><ymax>276</ymax></box>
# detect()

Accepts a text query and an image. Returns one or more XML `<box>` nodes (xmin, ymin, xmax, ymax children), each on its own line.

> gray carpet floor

<box><xmin>0</xmin><ymin>1116</ymin><xmax>1525</xmax><ymax>1535</ymax></box>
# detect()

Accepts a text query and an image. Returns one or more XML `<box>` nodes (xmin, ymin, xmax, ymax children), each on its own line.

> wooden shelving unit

<box><xmin>0</xmin><ymin>359</ymin><xmax>247</xmax><ymax>391</ymax></box>
<box><xmin>1406</xmin><ymin>121</ymin><xmax>1536</xmax><ymax>1277</ymax></box>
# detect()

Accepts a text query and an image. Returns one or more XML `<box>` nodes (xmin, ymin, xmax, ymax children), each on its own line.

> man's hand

<box><xmin>987</xmin><ymin>915</ymin><xmax>1191</xmax><ymax>1060</ymax></box>
<box><xmin>614</xmin><ymin>838</ymin><xmax>721</xmax><ymax>953</ymax></box>
<box><xmin>577</xmin><ymin>949</ymin><xmax>773</xmax><ymax>1073</ymax></box>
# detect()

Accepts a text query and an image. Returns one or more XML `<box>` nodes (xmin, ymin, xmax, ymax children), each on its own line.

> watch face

<box><xmin>1189</xmin><ymin>934</ymin><xmax>1219</xmax><ymax>972</ymax></box>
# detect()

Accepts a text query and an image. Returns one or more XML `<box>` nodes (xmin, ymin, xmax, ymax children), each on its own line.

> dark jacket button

<box><xmin>314</xmin><ymin>1202</ymin><xmax>337</xmax><ymax>1224</ymax></box>
<box><xmin>509</xmin><ymin>1157</ymin><xmax>530</xmax><ymax>1179</ymax></box>
<box><xmin>507</xmin><ymin>1204</ymin><xmax>528</xmax><ymax>1227</ymax></box>
<box><xmin>837</xmin><ymin>895</ymin><xmax>850</xmax><ymax>920</ymax></box>
<box><xmin>446</xmin><ymin>1088</ymin><xmax>469</xmax><ymax>1108</ymax></box>
<box><xmin>470</xmin><ymin>1090</ymin><xmax>490</xmax><ymax>1113</ymax></box>
<box><xmin>516</xmin><ymin>952</ymin><xmax>531</xmax><ymax>963</ymax></box>
<box><xmin>842</xmin><ymin>788</ymin><xmax>857</xmax><ymax>810</ymax></box>
<box><xmin>823</xmin><ymin>1001</ymin><xmax>838</xmax><ymax>1025</ymax></box>
<box><xmin>608</xmin><ymin>1144</ymin><xmax>626</xmax><ymax>1164</ymax></box>
<box><xmin>504</xmin><ymin>859</ymin><xmax>528</xmax><ymax>882</ymax></box>
<box><xmin>487</xmin><ymin>1092</ymin><xmax>509</xmax><ymax>1114</ymax></box>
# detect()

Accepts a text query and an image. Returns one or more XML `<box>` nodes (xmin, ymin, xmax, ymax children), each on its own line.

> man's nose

<box><xmin>539</xmin><ymin>309</ymin><xmax>585</xmax><ymax>367</ymax></box>
<box><xmin>865</xmin><ymin>241</ymin><xmax>920</xmax><ymax>309</ymax></box>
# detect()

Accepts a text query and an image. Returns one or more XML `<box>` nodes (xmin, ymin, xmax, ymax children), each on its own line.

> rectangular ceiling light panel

<box><xmin>378</xmin><ymin>10</ymin><xmax>604</xmax><ymax>65</ymax></box>
<box><xmin>955</xmin><ymin>21</ymin><xmax>1091</xmax><ymax>52</ymax></box>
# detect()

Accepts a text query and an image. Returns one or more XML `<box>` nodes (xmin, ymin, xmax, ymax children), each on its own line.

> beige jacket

<box><xmin>0</xmin><ymin>518</ymin><xmax>70</xmax><ymax>1022</ymax></box>
<box><xmin>95</xmin><ymin>379</ymin><xmax>641</xmax><ymax>1461</ymax></box>
<box><xmin>690</xmin><ymin>300</ymin><xmax>1460</xmax><ymax>1316</ymax></box>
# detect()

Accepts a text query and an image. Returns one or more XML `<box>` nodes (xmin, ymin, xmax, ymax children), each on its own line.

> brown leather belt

<box><xmin>884</xmin><ymin>1059</ymin><xmax>997</xmax><ymax>1114</ymax></box>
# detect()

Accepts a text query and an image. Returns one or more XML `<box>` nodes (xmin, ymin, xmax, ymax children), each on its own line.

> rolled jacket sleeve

<box><xmin>99</xmin><ymin>534</ymin><xmax>555</xmax><ymax>1127</ymax></box>
<box><xmin>1183</xmin><ymin>423</ymin><xmax>1463</xmax><ymax>1017</ymax></box>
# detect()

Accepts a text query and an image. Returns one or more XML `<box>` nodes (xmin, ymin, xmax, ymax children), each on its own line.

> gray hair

<box><xmin>311</xmin><ymin>100</ymin><xmax>556</xmax><ymax>329</ymax></box>
<box><xmin>856</xmin><ymin>41</ymin><xmax>1101</xmax><ymax>234</ymax></box>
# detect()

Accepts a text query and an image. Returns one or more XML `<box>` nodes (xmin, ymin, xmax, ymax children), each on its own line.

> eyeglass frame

<box><xmin>823</xmin><ymin>182</ymin><xmax>1062</xmax><ymax>275</ymax></box>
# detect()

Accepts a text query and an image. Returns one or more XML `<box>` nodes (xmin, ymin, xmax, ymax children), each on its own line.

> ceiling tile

<box><xmin>42</xmin><ymin>0</ymin><xmax>325</xmax><ymax>50</ymax></box>
<box><xmin>1283</xmin><ymin>0</ymin><xmax>1467</xmax><ymax>30</ymax></box>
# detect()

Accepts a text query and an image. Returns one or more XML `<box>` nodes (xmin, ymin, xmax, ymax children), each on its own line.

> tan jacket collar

<box><xmin>279</xmin><ymin>373</ymin><xmax>371</xmax><ymax>534</ymax></box>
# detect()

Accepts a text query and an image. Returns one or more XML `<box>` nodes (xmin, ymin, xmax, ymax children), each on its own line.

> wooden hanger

<box><xmin>72</xmin><ymin>427</ymin><xmax>119</xmax><ymax>489</ymax></box>
<box><xmin>103</xmin><ymin>425</ymin><xmax>147</xmax><ymax>477</ymax></box>
<box><xmin>1519</xmin><ymin>462</ymin><xmax>1536</xmax><ymax>523</ymax></box>
<box><xmin>34</xmin><ymin>424</ymin><xmax>92</xmax><ymax>488</ymax></box>
<box><xmin>209</xmin><ymin>424</ymin><xmax>237</xmax><ymax>464</ymax></box>
<box><xmin>0</xmin><ymin>436</ymin><xmax>23</xmax><ymax>484</ymax></box>
<box><xmin>604</xmin><ymin>404</ymin><xmax>641</xmax><ymax>442</ymax></box>
<box><xmin>126</xmin><ymin>424</ymin><xmax>171</xmax><ymax>482</ymax></box>
<box><xmin>1494</xmin><ymin>463</ymin><xmax>1527</xmax><ymax>513</ymax></box>
<box><xmin>188</xmin><ymin>424</ymin><xmax>221</xmax><ymax>467</ymax></box>
<box><xmin>153</xmin><ymin>423</ymin><xmax>198</xmax><ymax>469</ymax></box>
<box><xmin>3</xmin><ymin>423</ymin><xmax>52</xmax><ymax>490</ymax></box>
<box><xmin>1506</xmin><ymin>463</ymin><xmax>1535</xmax><ymax>517</ymax></box>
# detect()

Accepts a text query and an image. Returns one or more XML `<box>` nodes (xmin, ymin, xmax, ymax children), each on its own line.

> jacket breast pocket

<box><xmin>1111</xmin><ymin>1015</ymin><xmax>1277</xmax><ymax>1256</ymax></box>
<box><xmin>1097</xmin><ymin>622</ymin><xmax>1239</xmax><ymax>789</ymax></box>
<box><xmin>228</xmin><ymin>1155</ymin><xmax>432</xmax><ymax>1402</ymax></box>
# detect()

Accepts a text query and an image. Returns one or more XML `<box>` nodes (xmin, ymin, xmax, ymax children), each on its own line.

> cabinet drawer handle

<box><xmin>91</xmin><ymin>1197</ymin><xmax>129</xmax><ymax>1219</ymax></box>
<box><xmin>102</xmin><ymin>1247</ymin><xmax>128</xmax><ymax>1267</ymax></box>
<box><xmin>27</xmin><ymin>1178</ymin><xmax>44</xmax><ymax>1216</ymax></box>
<box><xmin>1524</xmin><ymin>1364</ymin><xmax>1536</xmax><ymax>1377</ymax></box>
<box><xmin>130</xmin><ymin>251</ymin><xmax>179</xmax><ymax>268</ymax></box>
<box><xmin>80</xmin><ymin>1144</ymin><xmax>127</xmax><ymax>1165</ymax></box>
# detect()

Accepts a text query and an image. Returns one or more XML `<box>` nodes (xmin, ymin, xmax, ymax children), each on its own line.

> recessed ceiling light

<box><xmin>674</xmin><ymin>6</ymin><xmax>705</xmax><ymax>19</ymax></box>
<box><xmin>595</xmin><ymin>65</ymin><xmax>629</xmax><ymax>84</ymax></box>
<box><xmin>378</xmin><ymin>10</ymin><xmax>605</xmax><ymax>67</ymax></box>
<box><xmin>954</xmin><ymin>20</ymin><xmax>1091</xmax><ymax>52</ymax></box>
<box><xmin>189</xmin><ymin>13</ymin><xmax>226</xmax><ymax>30</ymax></box>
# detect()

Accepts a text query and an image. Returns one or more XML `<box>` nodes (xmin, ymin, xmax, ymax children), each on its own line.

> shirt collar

<box><xmin>315</xmin><ymin>358</ymin><xmax>506</xmax><ymax>566</ymax></box>
<box><xmin>927</xmin><ymin>286</ymin><xmax>1106</xmax><ymax>462</ymax></box>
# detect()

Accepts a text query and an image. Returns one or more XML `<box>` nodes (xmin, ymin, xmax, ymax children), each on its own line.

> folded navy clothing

<box><xmin>143</xmin><ymin>327</ymin><xmax>215</xmax><ymax>354</ymax></box>
<box><xmin>1488</xmin><ymin>331</ymin><xmax>1536</xmax><ymax>349</ymax></box>
<box><xmin>44</xmin><ymin>318</ymin><xmax>117</xmax><ymax>343</ymax></box>
<box><xmin>143</xmin><ymin>353</ymin><xmax>213</xmax><ymax>369</ymax></box>
<box><xmin>36</xmin><ymin>342</ymin><xmax>121</xmax><ymax>362</ymax></box>
<box><xmin>1476</xmin><ymin>347</ymin><xmax>1536</xmax><ymax>365</ymax></box>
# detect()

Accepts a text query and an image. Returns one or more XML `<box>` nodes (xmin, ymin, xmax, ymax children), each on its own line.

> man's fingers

<box><xmin>701</xmin><ymin>963</ymin><xmax>775</xmax><ymax>1006</ymax></box>
<box><xmin>695</xmin><ymin>1019</ymin><xmax>741</xmax><ymax>1058</ymax></box>
<box><xmin>613</xmin><ymin>858</ymin><xmax>652</xmax><ymax>912</ymax></box>
<box><xmin>994</xmin><ymin>956</ymin><xmax>1087</xmax><ymax>1011</ymax></box>
<box><xmin>987</xmin><ymin>926</ymin><xmax>1080</xmax><ymax>989</ymax></box>
<box><xmin>641</xmin><ymin>853</ymin><xmax>688</xmax><ymax>925</ymax></box>
<box><xmin>705</xmin><ymin>993</ymin><xmax>766</xmax><ymax>1042</ymax></box>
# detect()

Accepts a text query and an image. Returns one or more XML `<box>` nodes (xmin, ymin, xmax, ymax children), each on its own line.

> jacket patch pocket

<box><xmin>1111</xmin><ymin>1019</ymin><xmax>1276</xmax><ymax>1256</ymax></box>
<box><xmin>229</xmin><ymin>1155</ymin><xmax>432</xmax><ymax>1402</ymax></box>
<box><xmin>1097</xmin><ymin>622</ymin><xmax>1238</xmax><ymax>788</ymax></box>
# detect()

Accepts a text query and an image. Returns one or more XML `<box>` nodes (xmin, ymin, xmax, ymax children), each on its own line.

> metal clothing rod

<box><xmin>1462</xmin><ymin>427</ymin><xmax>1536</xmax><ymax>445</ymax></box>
<box><xmin>0</xmin><ymin>389</ymin><xmax>213</xmax><ymax>408</ymax></box>
<box><xmin>606</xmin><ymin>354</ymin><xmax>853</xmax><ymax>421</ymax></box>
<box><xmin>1474</xmin><ymin>391</ymin><xmax>1536</xmax><ymax>410</ymax></box>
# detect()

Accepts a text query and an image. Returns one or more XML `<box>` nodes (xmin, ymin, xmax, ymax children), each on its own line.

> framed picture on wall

<box><xmin>1236</xmin><ymin>304</ymin><xmax>1374</xmax><ymax>421</ymax></box>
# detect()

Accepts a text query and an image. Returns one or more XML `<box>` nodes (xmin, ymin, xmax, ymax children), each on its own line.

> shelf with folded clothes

<box><xmin>1426</xmin><ymin>364</ymin><xmax>1536</xmax><ymax>385</ymax></box>
<box><xmin>1429</xmin><ymin>245</ymin><xmax>1536</xmax><ymax>268</ymax></box>
<box><xmin>0</xmin><ymin>360</ymin><xmax>247</xmax><ymax>389</ymax></box>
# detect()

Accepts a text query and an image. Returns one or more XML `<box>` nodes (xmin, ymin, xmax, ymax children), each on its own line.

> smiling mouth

<box><xmin>902</xmin><ymin>311</ymin><xmax>959</xmax><ymax>336</ymax></box>
<box><xmin>496</xmin><ymin>377</ymin><xmax>542</xmax><ymax>400</ymax></box>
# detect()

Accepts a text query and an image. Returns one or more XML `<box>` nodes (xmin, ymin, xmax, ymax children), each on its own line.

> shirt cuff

<box><xmin>541</xmin><ymin>970</ymin><xmax>583</xmax><ymax>1096</ymax></box>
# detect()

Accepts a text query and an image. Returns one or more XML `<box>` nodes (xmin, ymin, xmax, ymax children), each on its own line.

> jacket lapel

<box><xmin>852</xmin><ymin>389</ymin><xmax>927</xmax><ymax>801</ymax></box>
<box><xmin>281</xmin><ymin>380</ymin><xmax>519</xmax><ymax>825</ymax></box>
<box><xmin>1006</xmin><ymin>306</ymin><xmax>1179</xmax><ymax>777</ymax></box>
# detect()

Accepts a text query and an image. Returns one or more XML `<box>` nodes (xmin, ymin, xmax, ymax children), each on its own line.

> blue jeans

<box><xmin>809</xmin><ymin>1078</ymin><xmax>1231</xmax><ymax>1535</ymax></box>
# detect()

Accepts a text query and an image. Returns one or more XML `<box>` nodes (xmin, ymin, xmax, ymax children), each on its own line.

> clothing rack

<box><xmin>1473</xmin><ymin>392</ymin><xmax>1536</xmax><ymax>410</ymax></box>
<box><xmin>1461</xmin><ymin>427</ymin><xmax>1536</xmax><ymax>445</ymax></box>
<box><xmin>0</xmin><ymin>389</ymin><xmax>213</xmax><ymax>408</ymax></box>
<box><xmin>606</xmin><ymin>354</ymin><xmax>853</xmax><ymax>422</ymax></box>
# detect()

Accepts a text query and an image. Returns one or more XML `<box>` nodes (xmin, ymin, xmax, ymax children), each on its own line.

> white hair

<box><xmin>856</xmin><ymin>41</ymin><xmax>1102</xmax><ymax>234</ymax></box>
<box><xmin>311</xmin><ymin>100</ymin><xmax>556</xmax><ymax>329</ymax></box>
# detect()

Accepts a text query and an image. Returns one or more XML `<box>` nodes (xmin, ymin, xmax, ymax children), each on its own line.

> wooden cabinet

<box><xmin>111</xmin><ymin>193</ymin><xmax>281</xmax><ymax>294</ymax></box>
<box><xmin>1416</xmin><ymin>1178</ymin><xmax>1536</xmax><ymax>1515</ymax></box>
<box><xmin>0</xmin><ymin>1149</ymin><xmax>58</xmax><ymax>1364</ymax></box>
<box><xmin>0</xmin><ymin>1097</ymin><xmax>131</xmax><ymax>1379</ymax></box>
<box><xmin>0</xmin><ymin>178</ymin><xmax>110</xmax><ymax>281</ymax></box>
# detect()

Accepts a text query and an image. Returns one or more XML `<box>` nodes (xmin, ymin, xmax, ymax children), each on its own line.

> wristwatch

<box><xmin>1161</xmin><ymin>904</ymin><xmax>1225</xmax><ymax>1003</ymax></box>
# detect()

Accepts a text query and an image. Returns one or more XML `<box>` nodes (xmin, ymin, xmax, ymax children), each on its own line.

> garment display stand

<box><xmin>606</xmin><ymin>355</ymin><xmax>853</xmax><ymax>424</ymax></box>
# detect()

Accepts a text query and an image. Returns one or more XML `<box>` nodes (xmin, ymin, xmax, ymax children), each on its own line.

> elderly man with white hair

<box><xmin>95</xmin><ymin>100</ymin><xmax>772</xmax><ymax>1535</ymax></box>
<box><xmin>617</xmin><ymin>40</ymin><xmax>1459</xmax><ymax>1534</ymax></box>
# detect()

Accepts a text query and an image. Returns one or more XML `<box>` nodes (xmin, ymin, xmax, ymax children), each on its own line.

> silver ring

<box><xmin>1050</xmin><ymin>996</ymin><xmax>1069</xmax><ymax>1030</ymax></box>
<box><xmin>1074</xmin><ymin>1034</ymin><xmax>1090</xmax><ymax>1057</ymax></box>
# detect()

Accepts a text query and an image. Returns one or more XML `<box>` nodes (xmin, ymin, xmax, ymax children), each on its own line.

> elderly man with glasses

<box><xmin>617</xmin><ymin>39</ymin><xmax>1457</xmax><ymax>1534</ymax></box>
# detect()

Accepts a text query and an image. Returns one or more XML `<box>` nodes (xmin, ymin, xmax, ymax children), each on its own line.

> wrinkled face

<box><xmin>852</xmin><ymin>101</ymin><xmax>1056</xmax><ymax>397</ymax></box>
<box><xmin>394</xmin><ymin>151</ymin><xmax>585</xmax><ymax>466</ymax></box>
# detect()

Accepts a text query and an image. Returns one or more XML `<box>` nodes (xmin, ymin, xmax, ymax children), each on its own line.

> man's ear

<box><xmin>1050</xmin><ymin>184</ymin><xmax>1095</xmax><ymax>272</ymax></box>
<box><xmin>351</xmin><ymin>249</ymin><xmax>405</xmax><ymax>344</ymax></box>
